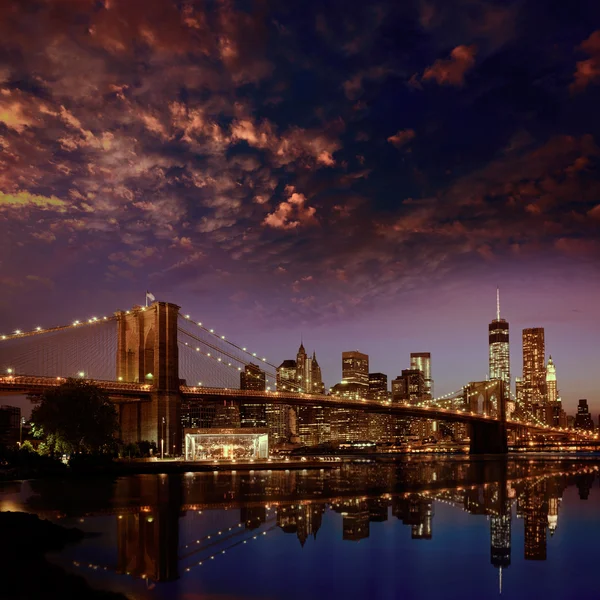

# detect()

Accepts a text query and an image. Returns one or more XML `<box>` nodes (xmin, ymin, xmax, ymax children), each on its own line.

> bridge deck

<box><xmin>0</xmin><ymin>375</ymin><xmax>584</xmax><ymax>437</ymax></box>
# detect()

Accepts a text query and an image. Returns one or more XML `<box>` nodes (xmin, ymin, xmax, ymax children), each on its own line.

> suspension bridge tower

<box><xmin>115</xmin><ymin>302</ymin><xmax>181</xmax><ymax>454</ymax></box>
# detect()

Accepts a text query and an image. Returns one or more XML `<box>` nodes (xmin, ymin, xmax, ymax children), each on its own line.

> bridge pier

<box><xmin>115</xmin><ymin>302</ymin><xmax>182</xmax><ymax>454</ymax></box>
<box><xmin>469</xmin><ymin>421</ymin><xmax>508</xmax><ymax>454</ymax></box>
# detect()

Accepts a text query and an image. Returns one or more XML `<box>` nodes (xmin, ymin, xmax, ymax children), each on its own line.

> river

<box><xmin>1</xmin><ymin>456</ymin><xmax>599</xmax><ymax>599</ymax></box>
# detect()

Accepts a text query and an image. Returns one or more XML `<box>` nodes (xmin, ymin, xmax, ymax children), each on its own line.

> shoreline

<box><xmin>3</xmin><ymin>452</ymin><xmax>600</xmax><ymax>482</ymax></box>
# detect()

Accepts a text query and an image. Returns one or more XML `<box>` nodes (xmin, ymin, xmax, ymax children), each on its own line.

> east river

<box><xmin>2</xmin><ymin>456</ymin><xmax>600</xmax><ymax>599</ymax></box>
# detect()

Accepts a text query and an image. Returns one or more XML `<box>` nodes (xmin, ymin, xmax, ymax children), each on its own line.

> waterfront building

<box><xmin>489</xmin><ymin>289</ymin><xmax>510</xmax><ymax>391</ymax></box>
<box><xmin>184</xmin><ymin>428</ymin><xmax>269</xmax><ymax>460</ymax></box>
<box><xmin>410</xmin><ymin>353</ymin><xmax>433</xmax><ymax>398</ymax></box>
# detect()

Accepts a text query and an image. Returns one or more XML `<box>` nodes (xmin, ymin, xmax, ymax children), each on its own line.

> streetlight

<box><xmin>7</xmin><ymin>368</ymin><xmax>13</xmax><ymax>375</ymax></box>
<box><xmin>20</xmin><ymin>416</ymin><xmax>25</xmax><ymax>445</ymax></box>
<box><xmin>78</xmin><ymin>371</ymin><xmax>85</xmax><ymax>378</ymax></box>
<box><xmin>161</xmin><ymin>417</ymin><xmax>165</xmax><ymax>460</ymax></box>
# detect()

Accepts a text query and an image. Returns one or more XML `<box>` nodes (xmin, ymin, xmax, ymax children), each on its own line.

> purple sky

<box><xmin>0</xmin><ymin>0</ymin><xmax>599</xmax><ymax>415</ymax></box>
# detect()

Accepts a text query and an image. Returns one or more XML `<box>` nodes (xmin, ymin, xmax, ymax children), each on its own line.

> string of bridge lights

<box><xmin>177</xmin><ymin>325</ymin><xmax>305</xmax><ymax>392</ymax></box>
<box><xmin>0</xmin><ymin>313</ymin><xmax>117</xmax><ymax>341</ymax></box>
<box><xmin>183</xmin><ymin>528</ymin><xmax>273</xmax><ymax>576</ymax></box>
<box><xmin>179</xmin><ymin>311</ymin><xmax>275</xmax><ymax>368</ymax></box>
<box><xmin>178</xmin><ymin>340</ymin><xmax>278</xmax><ymax>389</ymax></box>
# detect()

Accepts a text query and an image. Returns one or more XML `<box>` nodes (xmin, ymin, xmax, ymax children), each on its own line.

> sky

<box><xmin>0</xmin><ymin>0</ymin><xmax>599</xmax><ymax>414</ymax></box>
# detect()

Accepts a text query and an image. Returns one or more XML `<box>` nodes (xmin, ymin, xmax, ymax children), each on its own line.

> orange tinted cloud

<box><xmin>571</xmin><ymin>30</ymin><xmax>600</xmax><ymax>93</ymax></box>
<box><xmin>263</xmin><ymin>190</ymin><xmax>317</xmax><ymax>230</ymax></box>
<box><xmin>387</xmin><ymin>129</ymin><xmax>416</xmax><ymax>148</ymax></box>
<box><xmin>422</xmin><ymin>45</ymin><xmax>477</xmax><ymax>86</ymax></box>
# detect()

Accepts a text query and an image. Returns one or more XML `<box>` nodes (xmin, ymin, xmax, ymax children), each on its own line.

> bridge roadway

<box><xmin>0</xmin><ymin>375</ymin><xmax>583</xmax><ymax>437</ymax></box>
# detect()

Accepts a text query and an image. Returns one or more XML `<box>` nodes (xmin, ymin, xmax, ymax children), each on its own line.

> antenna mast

<box><xmin>496</xmin><ymin>287</ymin><xmax>500</xmax><ymax>321</ymax></box>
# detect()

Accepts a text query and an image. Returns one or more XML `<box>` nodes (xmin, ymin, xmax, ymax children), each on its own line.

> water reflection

<box><xmin>2</xmin><ymin>458</ymin><xmax>599</xmax><ymax>598</ymax></box>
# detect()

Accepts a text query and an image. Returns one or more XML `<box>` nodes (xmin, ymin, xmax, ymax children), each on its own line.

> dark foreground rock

<box><xmin>0</xmin><ymin>511</ymin><xmax>128</xmax><ymax>600</ymax></box>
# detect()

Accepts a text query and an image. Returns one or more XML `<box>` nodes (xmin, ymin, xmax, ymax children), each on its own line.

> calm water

<box><xmin>2</xmin><ymin>457</ymin><xmax>600</xmax><ymax>599</ymax></box>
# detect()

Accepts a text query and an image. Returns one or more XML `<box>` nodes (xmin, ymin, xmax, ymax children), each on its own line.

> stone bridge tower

<box><xmin>115</xmin><ymin>302</ymin><xmax>181</xmax><ymax>454</ymax></box>
<box><xmin>464</xmin><ymin>379</ymin><xmax>508</xmax><ymax>453</ymax></box>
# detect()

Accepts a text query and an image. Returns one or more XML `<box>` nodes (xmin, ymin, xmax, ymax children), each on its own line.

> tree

<box><xmin>29</xmin><ymin>379</ymin><xmax>118</xmax><ymax>455</ymax></box>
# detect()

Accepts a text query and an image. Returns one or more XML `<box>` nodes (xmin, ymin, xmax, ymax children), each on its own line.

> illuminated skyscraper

<box><xmin>522</xmin><ymin>328</ymin><xmax>546</xmax><ymax>408</ymax></box>
<box><xmin>545</xmin><ymin>356</ymin><xmax>557</xmax><ymax>403</ymax></box>
<box><xmin>410</xmin><ymin>353</ymin><xmax>433</xmax><ymax>398</ymax></box>
<box><xmin>546</xmin><ymin>356</ymin><xmax>563</xmax><ymax>427</ymax></box>
<box><xmin>489</xmin><ymin>289</ymin><xmax>510</xmax><ymax>390</ymax></box>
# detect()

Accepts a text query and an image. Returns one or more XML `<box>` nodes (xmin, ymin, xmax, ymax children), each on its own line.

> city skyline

<box><xmin>0</xmin><ymin>286</ymin><xmax>597</xmax><ymax>418</ymax></box>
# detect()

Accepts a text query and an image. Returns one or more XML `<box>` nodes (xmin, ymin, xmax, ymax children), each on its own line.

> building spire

<box><xmin>496</xmin><ymin>287</ymin><xmax>501</xmax><ymax>321</ymax></box>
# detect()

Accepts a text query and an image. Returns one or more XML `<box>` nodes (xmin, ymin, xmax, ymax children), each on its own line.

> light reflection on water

<box><xmin>1</xmin><ymin>457</ymin><xmax>599</xmax><ymax>600</ymax></box>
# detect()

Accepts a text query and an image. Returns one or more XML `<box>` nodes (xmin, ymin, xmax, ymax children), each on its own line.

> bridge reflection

<box><xmin>19</xmin><ymin>459</ymin><xmax>599</xmax><ymax>587</ymax></box>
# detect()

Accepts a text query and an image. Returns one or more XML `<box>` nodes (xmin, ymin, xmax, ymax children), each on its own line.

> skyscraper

<box><xmin>296</xmin><ymin>342</ymin><xmax>311</xmax><ymax>392</ymax></box>
<box><xmin>574</xmin><ymin>399</ymin><xmax>594</xmax><ymax>431</ymax></box>
<box><xmin>545</xmin><ymin>356</ymin><xmax>563</xmax><ymax>427</ymax></box>
<box><xmin>410</xmin><ymin>353</ymin><xmax>433</xmax><ymax>398</ymax></box>
<box><xmin>342</xmin><ymin>351</ymin><xmax>369</xmax><ymax>389</ymax></box>
<box><xmin>545</xmin><ymin>356</ymin><xmax>557</xmax><ymax>403</ymax></box>
<box><xmin>271</xmin><ymin>359</ymin><xmax>299</xmax><ymax>445</ymax></box>
<box><xmin>311</xmin><ymin>351</ymin><xmax>325</xmax><ymax>394</ymax></box>
<box><xmin>489</xmin><ymin>289</ymin><xmax>510</xmax><ymax>390</ymax></box>
<box><xmin>522</xmin><ymin>328</ymin><xmax>546</xmax><ymax>408</ymax></box>
<box><xmin>240</xmin><ymin>363</ymin><xmax>267</xmax><ymax>428</ymax></box>
<box><xmin>368</xmin><ymin>373</ymin><xmax>388</xmax><ymax>402</ymax></box>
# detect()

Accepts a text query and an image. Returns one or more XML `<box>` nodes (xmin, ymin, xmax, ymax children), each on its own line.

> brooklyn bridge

<box><xmin>0</xmin><ymin>301</ymin><xmax>591</xmax><ymax>454</ymax></box>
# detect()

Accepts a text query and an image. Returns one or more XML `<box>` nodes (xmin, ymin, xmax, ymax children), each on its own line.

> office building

<box><xmin>271</xmin><ymin>359</ymin><xmax>299</xmax><ymax>444</ymax></box>
<box><xmin>574</xmin><ymin>399</ymin><xmax>594</xmax><ymax>431</ymax></box>
<box><xmin>489</xmin><ymin>289</ymin><xmax>510</xmax><ymax>390</ymax></box>
<box><xmin>276</xmin><ymin>359</ymin><xmax>297</xmax><ymax>391</ymax></box>
<box><xmin>342</xmin><ymin>351</ymin><xmax>369</xmax><ymax>390</ymax></box>
<box><xmin>240</xmin><ymin>363</ymin><xmax>267</xmax><ymax>428</ymax></box>
<box><xmin>368</xmin><ymin>373</ymin><xmax>393</xmax><ymax>441</ymax></box>
<box><xmin>522</xmin><ymin>328</ymin><xmax>546</xmax><ymax>408</ymax></box>
<box><xmin>410</xmin><ymin>353</ymin><xmax>433</xmax><ymax>398</ymax></box>
<box><xmin>368</xmin><ymin>372</ymin><xmax>388</xmax><ymax>402</ymax></box>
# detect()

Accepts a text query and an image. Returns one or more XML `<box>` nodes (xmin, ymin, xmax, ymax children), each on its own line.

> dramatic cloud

<box><xmin>263</xmin><ymin>190</ymin><xmax>317</xmax><ymax>230</ymax></box>
<box><xmin>422</xmin><ymin>45</ymin><xmax>477</xmax><ymax>86</ymax></box>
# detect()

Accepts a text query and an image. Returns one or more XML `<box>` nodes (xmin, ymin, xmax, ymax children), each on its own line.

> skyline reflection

<box><xmin>1</xmin><ymin>458</ymin><xmax>598</xmax><ymax>599</ymax></box>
